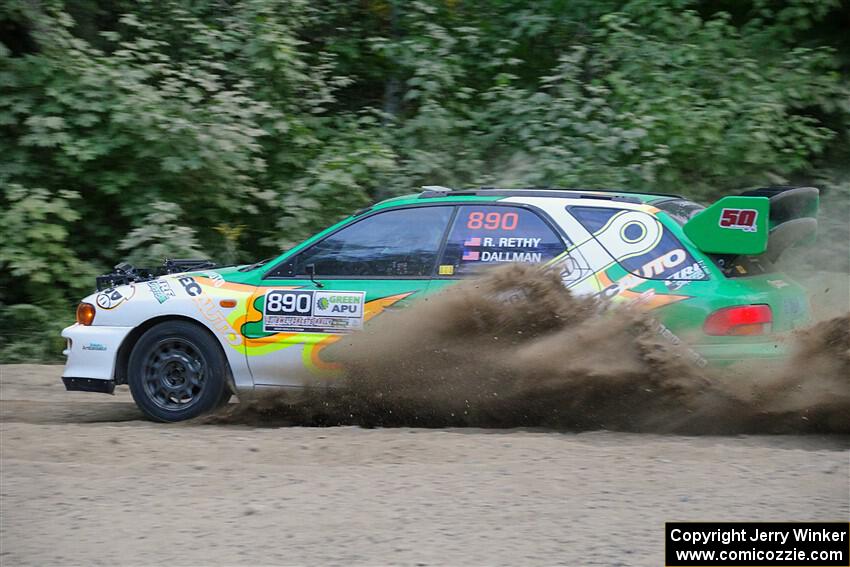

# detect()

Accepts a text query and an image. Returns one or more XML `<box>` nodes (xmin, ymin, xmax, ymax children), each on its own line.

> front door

<box><xmin>244</xmin><ymin>205</ymin><xmax>455</xmax><ymax>387</ymax></box>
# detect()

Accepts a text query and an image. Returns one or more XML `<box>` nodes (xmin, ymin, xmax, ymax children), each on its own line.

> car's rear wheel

<box><xmin>128</xmin><ymin>320</ymin><xmax>229</xmax><ymax>422</ymax></box>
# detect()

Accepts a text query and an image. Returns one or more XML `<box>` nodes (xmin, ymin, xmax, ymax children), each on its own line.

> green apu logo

<box><xmin>317</xmin><ymin>297</ymin><xmax>330</xmax><ymax>310</ymax></box>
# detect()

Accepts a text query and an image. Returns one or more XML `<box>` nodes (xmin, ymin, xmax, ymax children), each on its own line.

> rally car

<box><xmin>62</xmin><ymin>186</ymin><xmax>819</xmax><ymax>421</ymax></box>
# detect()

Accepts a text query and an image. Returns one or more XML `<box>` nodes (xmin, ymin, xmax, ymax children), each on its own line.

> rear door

<box><xmin>245</xmin><ymin>205</ymin><xmax>454</xmax><ymax>386</ymax></box>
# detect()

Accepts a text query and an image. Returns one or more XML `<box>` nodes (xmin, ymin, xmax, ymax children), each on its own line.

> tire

<box><xmin>128</xmin><ymin>320</ymin><xmax>229</xmax><ymax>422</ymax></box>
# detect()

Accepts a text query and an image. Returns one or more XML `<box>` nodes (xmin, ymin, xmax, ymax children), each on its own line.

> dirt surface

<box><xmin>1</xmin><ymin>364</ymin><xmax>848</xmax><ymax>566</ymax></box>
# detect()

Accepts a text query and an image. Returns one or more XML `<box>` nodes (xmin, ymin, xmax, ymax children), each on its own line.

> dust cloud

<box><xmin>207</xmin><ymin>263</ymin><xmax>849</xmax><ymax>434</ymax></box>
<box><xmin>777</xmin><ymin>187</ymin><xmax>849</xmax><ymax>321</ymax></box>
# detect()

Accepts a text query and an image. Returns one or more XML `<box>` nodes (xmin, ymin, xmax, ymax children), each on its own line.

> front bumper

<box><xmin>61</xmin><ymin>323</ymin><xmax>134</xmax><ymax>383</ymax></box>
<box><xmin>63</xmin><ymin>377</ymin><xmax>115</xmax><ymax>393</ymax></box>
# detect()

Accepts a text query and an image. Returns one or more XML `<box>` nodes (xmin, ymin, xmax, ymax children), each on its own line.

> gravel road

<box><xmin>1</xmin><ymin>364</ymin><xmax>848</xmax><ymax>566</ymax></box>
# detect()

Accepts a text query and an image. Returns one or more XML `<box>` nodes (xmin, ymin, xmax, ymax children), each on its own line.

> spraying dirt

<box><xmin>210</xmin><ymin>264</ymin><xmax>849</xmax><ymax>434</ymax></box>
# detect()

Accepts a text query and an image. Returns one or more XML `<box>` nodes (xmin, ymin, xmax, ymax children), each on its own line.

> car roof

<box><xmin>376</xmin><ymin>187</ymin><xmax>685</xmax><ymax>208</ymax></box>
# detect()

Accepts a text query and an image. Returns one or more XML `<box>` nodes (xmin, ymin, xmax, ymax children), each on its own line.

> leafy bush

<box><xmin>0</xmin><ymin>185</ymin><xmax>96</xmax><ymax>308</ymax></box>
<box><xmin>0</xmin><ymin>0</ymin><xmax>848</xmax><ymax>361</ymax></box>
<box><xmin>0</xmin><ymin>304</ymin><xmax>69</xmax><ymax>362</ymax></box>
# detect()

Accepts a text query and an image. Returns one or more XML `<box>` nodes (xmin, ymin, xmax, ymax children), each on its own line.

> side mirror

<box><xmin>305</xmin><ymin>263</ymin><xmax>324</xmax><ymax>288</ymax></box>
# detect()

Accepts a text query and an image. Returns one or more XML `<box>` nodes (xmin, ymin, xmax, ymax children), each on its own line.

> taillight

<box><xmin>704</xmin><ymin>305</ymin><xmax>772</xmax><ymax>336</ymax></box>
<box><xmin>76</xmin><ymin>302</ymin><xmax>96</xmax><ymax>326</ymax></box>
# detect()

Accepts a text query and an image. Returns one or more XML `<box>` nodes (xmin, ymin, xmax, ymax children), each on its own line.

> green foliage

<box><xmin>1</xmin><ymin>0</ymin><xmax>848</xmax><ymax>360</ymax></box>
<box><xmin>0</xmin><ymin>304</ymin><xmax>68</xmax><ymax>362</ymax></box>
<box><xmin>0</xmin><ymin>184</ymin><xmax>96</xmax><ymax>307</ymax></box>
<box><xmin>118</xmin><ymin>201</ymin><xmax>203</xmax><ymax>265</ymax></box>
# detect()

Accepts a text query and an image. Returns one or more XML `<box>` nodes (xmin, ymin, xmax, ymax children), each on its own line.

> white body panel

<box><xmin>61</xmin><ymin>273</ymin><xmax>256</xmax><ymax>392</ymax></box>
<box><xmin>61</xmin><ymin>324</ymin><xmax>133</xmax><ymax>380</ymax></box>
<box><xmin>246</xmin><ymin>335</ymin><xmax>321</xmax><ymax>388</ymax></box>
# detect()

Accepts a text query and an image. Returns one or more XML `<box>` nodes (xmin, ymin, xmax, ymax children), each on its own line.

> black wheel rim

<box><xmin>142</xmin><ymin>338</ymin><xmax>206</xmax><ymax>411</ymax></box>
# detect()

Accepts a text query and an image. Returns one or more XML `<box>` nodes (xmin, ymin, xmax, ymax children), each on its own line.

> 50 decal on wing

<box><xmin>719</xmin><ymin>208</ymin><xmax>758</xmax><ymax>232</ymax></box>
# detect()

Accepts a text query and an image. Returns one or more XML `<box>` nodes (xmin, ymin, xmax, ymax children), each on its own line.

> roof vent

<box><xmin>419</xmin><ymin>185</ymin><xmax>453</xmax><ymax>198</ymax></box>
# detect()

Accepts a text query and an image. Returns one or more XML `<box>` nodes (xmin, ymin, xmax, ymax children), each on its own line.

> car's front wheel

<box><xmin>128</xmin><ymin>320</ymin><xmax>230</xmax><ymax>422</ymax></box>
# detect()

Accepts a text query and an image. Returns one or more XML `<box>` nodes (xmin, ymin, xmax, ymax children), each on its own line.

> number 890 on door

<box><xmin>265</xmin><ymin>290</ymin><xmax>314</xmax><ymax>315</ymax></box>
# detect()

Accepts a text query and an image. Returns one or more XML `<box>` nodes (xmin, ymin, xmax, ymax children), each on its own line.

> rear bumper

<box><xmin>693</xmin><ymin>339</ymin><xmax>791</xmax><ymax>366</ymax></box>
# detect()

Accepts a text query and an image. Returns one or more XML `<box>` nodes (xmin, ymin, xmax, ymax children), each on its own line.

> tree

<box><xmin>1</xmin><ymin>0</ymin><xmax>848</xmax><ymax>360</ymax></box>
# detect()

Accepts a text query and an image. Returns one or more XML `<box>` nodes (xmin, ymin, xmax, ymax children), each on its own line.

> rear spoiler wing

<box><xmin>683</xmin><ymin>186</ymin><xmax>818</xmax><ymax>259</ymax></box>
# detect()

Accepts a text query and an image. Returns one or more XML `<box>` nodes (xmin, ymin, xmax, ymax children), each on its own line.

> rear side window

<box><xmin>653</xmin><ymin>198</ymin><xmax>705</xmax><ymax>226</ymax></box>
<box><xmin>439</xmin><ymin>205</ymin><xmax>566</xmax><ymax>276</ymax></box>
<box><xmin>569</xmin><ymin>206</ymin><xmax>708</xmax><ymax>281</ymax></box>
<box><xmin>273</xmin><ymin>206</ymin><xmax>453</xmax><ymax>278</ymax></box>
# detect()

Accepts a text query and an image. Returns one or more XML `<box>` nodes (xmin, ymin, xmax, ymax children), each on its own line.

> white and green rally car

<box><xmin>62</xmin><ymin>186</ymin><xmax>818</xmax><ymax>421</ymax></box>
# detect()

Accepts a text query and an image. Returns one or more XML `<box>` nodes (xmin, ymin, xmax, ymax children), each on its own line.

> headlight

<box><xmin>76</xmin><ymin>302</ymin><xmax>96</xmax><ymax>326</ymax></box>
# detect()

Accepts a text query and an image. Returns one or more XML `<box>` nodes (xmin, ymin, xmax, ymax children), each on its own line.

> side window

<box><xmin>568</xmin><ymin>206</ymin><xmax>708</xmax><ymax>280</ymax></box>
<box><xmin>439</xmin><ymin>205</ymin><xmax>566</xmax><ymax>276</ymax></box>
<box><xmin>274</xmin><ymin>206</ymin><xmax>453</xmax><ymax>278</ymax></box>
<box><xmin>653</xmin><ymin>198</ymin><xmax>705</xmax><ymax>226</ymax></box>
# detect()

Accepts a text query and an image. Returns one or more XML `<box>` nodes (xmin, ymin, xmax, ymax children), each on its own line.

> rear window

<box><xmin>653</xmin><ymin>198</ymin><xmax>705</xmax><ymax>226</ymax></box>
<box><xmin>568</xmin><ymin>205</ymin><xmax>708</xmax><ymax>281</ymax></box>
